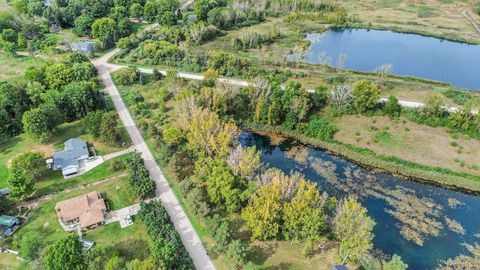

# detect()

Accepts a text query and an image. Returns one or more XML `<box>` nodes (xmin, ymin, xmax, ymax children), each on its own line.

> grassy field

<box><xmin>4</xmin><ymin>176</ymin><xmax>146</xmax><ymax>257</ymax></box>
<box><xmin>341</xmin><ymin>0</ymin><xmax>480</xmax><ymax>44</ymax></box>
<box><xmin>0</xmin><ymin>120</ymin><xmax>129</xmax><ymax>189</ymax></box>
<box><xmin>0</xmin><ymin>53</ymin><xmax>44</xmax><ymax>84</ymax></box>
<box><xmin>331</xmin><ymin>114</ymin><xmax>480</xmax><ymax>175</ymax></box>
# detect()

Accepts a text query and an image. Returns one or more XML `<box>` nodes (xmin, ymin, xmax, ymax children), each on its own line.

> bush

<box><xmin>384</xmin><ymin>95</ymin><xmax>401</xmax><ymax>119</ymax></box>
<box><xmin>225</xmin><ymin>240</ymin><xmax>247</xmax><ymax>269</ymax></box>
<box><xmin>115</xmin><ymin>67</ymin><xmax>139</xmax><ymax>85</ymax></box>
<box><xmin>302</xmin><ymin>116</ymin><xmax>337</xmax><ymax>141</ymax></box>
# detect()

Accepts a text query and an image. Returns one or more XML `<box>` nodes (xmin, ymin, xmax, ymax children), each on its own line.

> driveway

<box><xmin>92</xmin><ymin>51</ymin><xmax>216</xmax><ymax>270</ymax></box>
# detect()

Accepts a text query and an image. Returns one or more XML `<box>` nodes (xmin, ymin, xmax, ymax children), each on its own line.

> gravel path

<box><xmin>92</xmin><ymin>50</ymin><xmax>216</xmax><ymax>270</ymax></box>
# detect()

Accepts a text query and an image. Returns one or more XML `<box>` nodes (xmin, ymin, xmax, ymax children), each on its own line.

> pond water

<box><xmin>240</xmin><ymin>132</ymin><xmax>480</xmax><ymax>269</ymax></box>
<box><xmin>303</xmin><ymin>28</ymin><xmax>480</xmax><ymax>90</ymax></box>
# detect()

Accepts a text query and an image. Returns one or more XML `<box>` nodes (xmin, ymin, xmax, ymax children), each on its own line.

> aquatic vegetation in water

<box><xmin>308</xmin><ymin>156</ymin><xmax>456</xmax><ymax>246</ymax></box>
<box><xmin>284</xmin><ymin>146</ymin><xmax>309</xmax><ymax>164</ymax></box>
<box><xmin>447</xmin><ymin>197</ymin><xmax>464</xmax><ymax>209</ymax></box>
<box><xmin>445</xmin><ymin>217</ymin><xmax>466</xmax><ymax>235</ymax></box>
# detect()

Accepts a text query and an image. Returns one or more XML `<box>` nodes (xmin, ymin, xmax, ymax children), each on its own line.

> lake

<box><xmin>240</xmin><ymin>132</ymin><xmax>480</xmax><ymax>269</ymax></box>
<box><xmin>303</xmin><ymin>28</ymin><xmax>480</xmax><ymax>90</ymax></box>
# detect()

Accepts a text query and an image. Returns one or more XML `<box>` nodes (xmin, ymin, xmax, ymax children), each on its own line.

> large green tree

<box><xmin>99</xmin><ymin>111</ymin><xmax>121</xmax><ymax>146</ymax></box>
<box><xmin>241</xmin><ymin>178</ymin><xmax>283</xmax><ymax>240</ymax></box>
<box><xmin>352</xmin><ymin>80</ymin><xmax>380</xmax><ymax>113</ymax></box>
<box><xmin>283</xmin><ymin>180</ymin><xmax>328</xmax><ymax>241</ymax></box>
<box><xmin>44</xmin><ymin>235</ymin><xmax>86</xmax><ymax>270</ymax></box>
<box><xmin>91</xmin><ymin>17</ymin><xmax>116</xmax><ymax>49</ymax></box>
<box><xmin>333</xmin><ymin>195</ymin><xmax>375</xmax><ymax>263</ymax></box>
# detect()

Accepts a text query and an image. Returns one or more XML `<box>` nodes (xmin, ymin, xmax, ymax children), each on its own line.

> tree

<box><xmin>22</xmin><ymin>106</ymin><xmax>58</xmax><ymax>142</ymax></box>
<box><xmin>63</xmin><ymin>82</ymin><xmax>101</xmax><ymax>120</ymax></box>
<box><xmin>18</xmin><ymin>231</ymin><xmax>43</xmax><ymax>260</ymax></box>
<box><xmin>99</xmin><ymin>112</ymin><xmax>121</xmax><ymax>146</ymax></box>
<box><xmin>130</xmin><ymin>3</ymin><xmax>143</xmax><ymax>22</ymax></box>
<box><xmin>45</xmin><ymin>63</ymin><xmax>73</xmax><ymax>91</ymax></box>
<box><xmin>333</xmin><ymin>196</ymin><xmax>375</xmax><ymax>263</ymax></box>
<box><xmin>12</xmin><ymin>0</ymin><xmax>28</xmax><ymax>14</ymax></box>
<box><xmin>225</xmin><ymin>240</ymin><xmax>247</xmax><ymax>269</ymax></box>
<box><xmin>330</xmin><ymin>85</ymin><xmax>353</xmax><ymax>112</ymax></box>
<box><xmin>105</xmin><ymin>256</ymin><xmax>126</xmax><ymax>270</ymax></box>
<box><xmin>227</xmin><ymin>146</ymin><xmax>261</xmax><ymax>181</ymax></box>
<box><xmin>1</xmin><ymin>29</ymin><xmax>17</xmax><ymax>43</ymax></box>
<box><xmin>44</xmin><ymin>235</ymin><xmax>86</xmax><ymax>270</ymax></box>
<box><xmin>352</xmin><ymin>80</ymin><xmax>380</xmax><ymax>113</ymax></box>
<box><xmin>7</xmin><ymin>168</ymin><xmax>34</xmax><ymax>198</ymax></box>
<box><xmin>304</xmin><ymin>116</ymin><xmax>337</xmax><ymax>141</ymax></box>
<box><xmin>0</xmin><ymin>82</ymin><xmax>31</xmax><ymax>138</ymax></box>
<box><xmin>74</xmin><ymin>15</ymin><xmax>94</xmax><ymax>37</ymax></box>
<box><xmin>162</xmin><ymin>125</ymin><xmax>184</xmax><ymax>147</ymax></box>
<box><xmin>127</xmin><ymin>258</ymin><xmax>159</xmax><ymax>270</ymax></box>
<box><xmin>384</xmin><ymin>95</ymin><xmax>401</xmax><ymax>119</ymax></box>
<box><xmin>194</xmin><ymin>0</ymin><xmax>210</xmax><ymax>21</ymax></box>
<box><xmin>10</xmin><ymin>152</ymin><xmax>45</xmax><ymax>179</ymax></box>
<box><xmin>143</xmin><ymin>0</ymin><xmax>158</xmax><ymax>22</ymax></box>
<box><xmin>83</xmin><ymin>110</ymin><xmax>104</xmax><ymax>137</ymax></box>
<box><xmin>115</xmin><ymin>67</ymin><xmax>139</xmax><ymax>85</ymax></box>
<box><xmin>241</xmin><ymin>178</ymin><xmax>283</xmax><ymax>240</ymax></box>
<box><xmin>212</xmin><ymin>219</ymin><xmax>231</xmax><ymax>253</ymax></box>
<box><xmin>421</xmin><ymin>94</ymin><xmax>445</xmax><ymax>119</ymax></box>
<box><xmin>375</xmin><ymin>63</ymin><xmax>393</xmax><ymax>86</ymax></box>
<box><xmin>92</xmin><ymin>17</ymin><xmax>116</xmax><ymax>49</ymax></box>
<box><xmin>383</xmin><ymin>254</ymin><xmax>408</xmax><ymax>270</ymax></box>
<box><xmin>283</xmin><ymin>180</ymin><xmax>328</xmax><ymax>241</ymax></box>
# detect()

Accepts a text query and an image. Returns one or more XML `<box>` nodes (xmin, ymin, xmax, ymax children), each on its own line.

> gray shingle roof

<box><xmin>53</xmin><ymin>138</ymin><xmax>89</xmax><ymax>169</ymax></box>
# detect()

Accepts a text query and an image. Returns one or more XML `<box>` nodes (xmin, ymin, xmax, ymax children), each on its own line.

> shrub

<box><xmin>225</xmin><ymin>240</ymin><xmax>247</xmax><ymax>269</ymax></box>
<box><xmin>303</xmin><ymin>116</ymin><xmax>337</xmax><ymax>141</ymax></box>
<box><xmin>384</xmin><ymin>95</ymin><xmax>401</xmax><ymax>119</ymax></box>
<box><xmin>352</xmin><ymin>80</ymin><xmax>380</xmax><ymax>113</ymax></box>
<box><xmin>115</xmin><ymin>67</ymin><xmax>139</xmax><ymax>85</ymax></box>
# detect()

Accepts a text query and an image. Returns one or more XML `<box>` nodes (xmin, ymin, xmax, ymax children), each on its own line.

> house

<box><xmin>331</xmin><ymin>265</ymin><xmax>349</xmax><ymax>270</ymax></box>
<box><xmin>51</xmin><ymin>138</ymin><xmax>90</xmax><ymax>176</ymax></box>
<box><xmin>71</xmin><ymin>41</ymin><xmax>95</xmax><ymax>54</ymax></box>
<box><xmin>55</xmin><ymin>191</ymin><xmax>107</xmax><ymax>230</ymax></box>
<box><xmin>0</xmin><ymin>187</ymin><xmax>10</xmax><ymax>197</ymax></box>
<box><xmin>0</xmin><ymin>215</ymin><xmax>20</xmax><ymax>237</ymax></box>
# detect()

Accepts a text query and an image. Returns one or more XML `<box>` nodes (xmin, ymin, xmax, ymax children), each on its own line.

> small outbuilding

<box><xmin>71</xmin><ymin>41</ymin><xmax>95</xmax><ymax>54</ymax></box>
<box><xmin>0</xmin><ymin>215</ymin><xmax>20</xmax><ymax>237</ymax></box>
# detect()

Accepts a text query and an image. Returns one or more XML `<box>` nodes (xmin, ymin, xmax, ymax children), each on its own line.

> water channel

<box><xmin>240</xmin><ymin>131</ymin><xmax>480</xmax><ymax>269</ymax></box>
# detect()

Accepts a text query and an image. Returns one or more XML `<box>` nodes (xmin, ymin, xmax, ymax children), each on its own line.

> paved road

<box><xmin>92</xmin><ymin>51</ymin><xmax>216</xmax><ymax>270</ymax></box>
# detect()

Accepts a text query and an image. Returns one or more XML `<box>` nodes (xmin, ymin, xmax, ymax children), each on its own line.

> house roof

<box><xmin>55</xmin><ymin>191</ymin><xmax>107</xmax><ymax>229</ymax></box>
<box><xmin>331</xmin><ymin>265</ymin><xmax>349</xmax><ymax>270</ymax></box>
<box><xmin>71</xmin><ymin>42</ymin><xmax>95</xmax><ymax>53</ymax></box>
<box><xmin>53</xmin><ymin>138</ymin><xmax>89</xmax><ymax>169</ymax></box>
<box><xmin>0</xmin><ymin>215</ymin><xmax>18</xmax><ymax>227</ymax></box>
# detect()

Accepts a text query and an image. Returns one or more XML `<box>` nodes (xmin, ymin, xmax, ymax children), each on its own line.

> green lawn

<box><xmin>0</xmin><ymin>120</ymin><xmax>130</xmax><ymax>188</ymax></box>
<box><xmin>0</xmin><ymin>53</ymin><xmax>43</xmax><ymax>83</ymax></box>
<box><xmin>9</xmin><ymin>176</ymin><xmax>145</xmax><ymax>256</ymax></box>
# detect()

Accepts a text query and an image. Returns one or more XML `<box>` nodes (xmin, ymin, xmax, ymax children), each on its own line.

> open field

<box><xmin>0</xmin><ymin>120</ymin><xmax>129</xmax><ymax>189</ymax></box>
<box><xmin>332</xmin><ymin>114</ymin><xmax>480</xmax><ymax>175</ymax></box>
<box><xmin>3</xmin><ymin>176</ymin><xmax>146</xmax><ymax>258</ymax></box>
<box><xmin>341</xmin><ymin>0</ymin><xmax>480</xmax><ymax>44</ymax></box>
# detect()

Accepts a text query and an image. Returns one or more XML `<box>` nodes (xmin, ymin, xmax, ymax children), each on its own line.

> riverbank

<box><xmin>241</xmin><ymin>122</ymin><xmax>480</xmax><ymax>194</ymax></box>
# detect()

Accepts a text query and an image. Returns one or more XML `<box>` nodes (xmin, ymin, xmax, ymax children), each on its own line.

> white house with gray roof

<box><xmin>51</xmin><ymin>138</ymin><xmax>90</xmax><ymax>176</ymax></box>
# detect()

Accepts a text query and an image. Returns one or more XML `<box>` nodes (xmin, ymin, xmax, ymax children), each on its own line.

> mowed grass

<box><xmin>0</xmin><ymin>120</ymin><xmax>129</xmax><ymax>189</ymax></box>
<box><xmin>332</xmin><ymin>114</ymin><xmax>480</xmax><ymax>175</ymax></box>
<box><xmin>9</xmin><ymin>176</ymin><xmax>146</xmax><ymax>257</ymax></box>
<box><xmin>0</xmin><ymin>53</ymin><xmax>43</xmax><ymax>83</ymax></box>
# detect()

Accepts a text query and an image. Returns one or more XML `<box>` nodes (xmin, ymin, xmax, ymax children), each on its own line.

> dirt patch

<box><xmin>6</xmin><ymin>145</ymin><xmax>55</xmax><ymax>167</ymax></box>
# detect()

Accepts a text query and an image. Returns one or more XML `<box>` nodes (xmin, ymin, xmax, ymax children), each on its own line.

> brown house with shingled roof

<box><xmin>55</xmin><ymin>191</ymin><xmax>107</xmax><ymax>230</ymax></box>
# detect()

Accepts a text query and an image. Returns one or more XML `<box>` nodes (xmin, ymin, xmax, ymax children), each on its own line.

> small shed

<box><xmin>0</xmin><ymin>215</ymin><xmax>20</xmax><ymax>237</ymax></box>
<box><xmin>71</xmin><ymin>41</ymin><xmax>95</xmax><ymax>54</ymax></box>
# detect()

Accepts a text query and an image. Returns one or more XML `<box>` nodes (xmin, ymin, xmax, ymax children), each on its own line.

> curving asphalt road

<box><xmin>92</xmin><ymin>50</ymin><xmax>216</xmax><ymax>270</ymax></box>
